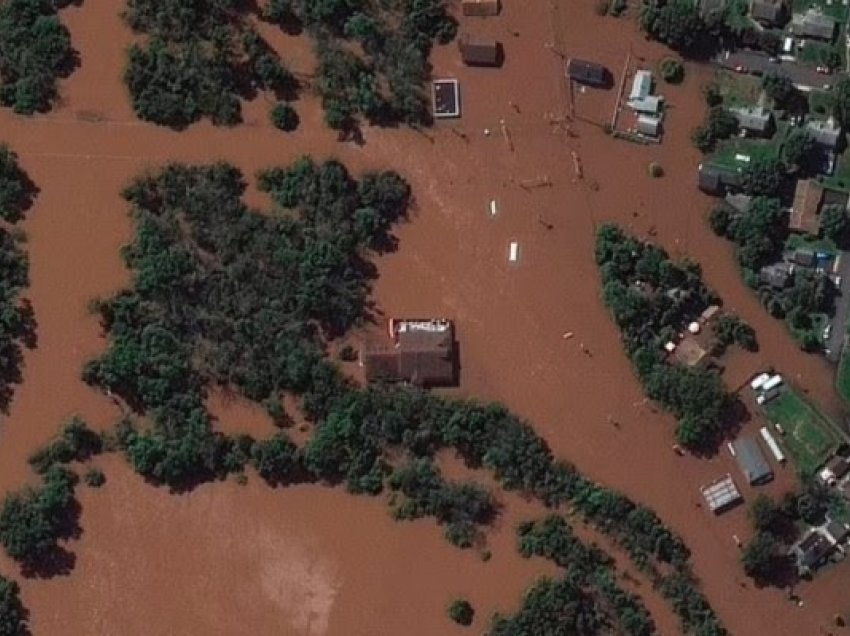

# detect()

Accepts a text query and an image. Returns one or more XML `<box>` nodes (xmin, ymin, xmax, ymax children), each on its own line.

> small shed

<box><xmin>698</xmin><ymin>163</ymin><xmax>741</xmax><ymax>195</ymax></box>
<box><xmin>462</xmin><ymin>0</ymin><xmax>500</xmax><ymax>16</ymax></box>
<box><xmin>458</xmin><ymin>34</ymin><xmax>500</xmax><ymax>67</ymax></box>
<box><xmin>732</xmin><ymin>437</ymin><xmax>774</xmax><ymax>485</ymax></box>
<box><xmin>750</xmin><ymin>0</ymin><xmax>785</xmax><ymax>25</ymax></box>
<box><xmin>432</xmin><ymin>79</ymin><xmax>461</xmax><ymax>118</ymax></box>
<box><xmin>567</xmin><ymin>58</ymin><xmax>609</xmax><ymax>87</ymax></box>
<box><xmin>636</xmin><ymin>114</ymin><xmax>661</xmax><ymax>137</ymax></box>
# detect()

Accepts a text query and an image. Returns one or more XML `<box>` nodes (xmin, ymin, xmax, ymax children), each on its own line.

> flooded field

<box><xmin>0</xmin><ymin>0</ymin><xmax>847</xmax><ymax>634</ymax></box>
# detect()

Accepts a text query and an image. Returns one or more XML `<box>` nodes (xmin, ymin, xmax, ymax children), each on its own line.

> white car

<box><xmin>823</xmin><ymin>324</ymin><xmax>832</xmax><ymax>340</ymax></box>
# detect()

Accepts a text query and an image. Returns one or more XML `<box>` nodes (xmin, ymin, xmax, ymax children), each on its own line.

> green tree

<box><xmin>781</xmin><ymin>129</ymin><xmax>816</xmax><ymax>173</ymax></box>
<box><xmin>660</xmin><ymin>57</ymin><xmax>684</xmax><ymax>83</ymax></box>
<box><xmin>820</xmin><ymin>204</ymin><xmax>849</xmax><ymax>244</ymax></box>
<box><xmin>762</xmin><ymin>72</ymin><xmax>797</xmax><ymax>109</ymax></box>
<box><xmin>0</xmin><ymin>147</ymin><xmax>32</xmax><ymax>222</ymax></box>
<box><xmin>270</xmin><ymin>102</ymin><xmax>300</xmax><ymax>131</ymax></box>
<box><xmin>833</xmin><ymin>77</ymin><xmax>850</xmax><ymax>129</ymax></box>
<box><xmin>741</xmin><ymin>531</ymin><xmax>786</xmax><ymax>582</ymax></box>
<box><xmin>748</xmin><ymin>494</ymin><xmax>782</xmax><ymax>533</ymax></box>
<box><xmin>640</xmin><ymin>0</ymin><xmax>705</xmax><ymax>52</ymax></box>
<box><xmin>0</xmin><ymin>575</ymin><xmax>27</xmax><ymax>636</ymax></box>
<box><xmin>741</xmin><ymin>156</ymin><xmax>785</xmax><ymax>197</ymax></box>
<box><xmin>448</xmin><ymin>598</ymin><xmax>474</xmax><ymax>626</ymax></box>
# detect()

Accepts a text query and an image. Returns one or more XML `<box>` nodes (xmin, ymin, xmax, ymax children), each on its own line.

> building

<box><xmin>636</xmin><ymin>114</ymin><xmax>661</xmax><ymax>137</ymax></box>
<box><xmin>567</xmin><ymin>58</ymin><xmax>609</xmax><ymax>87</ymax></box>
<box><xmin>792</xmin><ymin>530</ymin><xmax>835</xmax><ymax>574</ymax></box>
<box><xmin>825</xmin><ymin>520</ymin><xmax>850</xmax><ymax>545</ymax></box>
<box><xmin>731</xmin><ymin>437</ymin><xmax>774</xmax><ymax>485</ymax></box>
<box><xmin>788</xmin><ymin>248</ymin><xmax>816</xmax><ymax>267</ymax></box>
<box><xmin>724</xmin><ymin>193</ymin><xmax>752</xmax><ymax>214</ymax></box>
<box><xmin>670</xmin><ymin>336</ymin><xmax>710</xmax><ymax>368</ymax></box>
<box><xmin>458</xmin><ymin>35</ymin><xmax>500</xmax><ymax>66</ymax></box>
<box><xmin>361</xmin><ymin>319</ymin><xmax>457</xmax><ymax>386</ymax></box>
<box><xmin>432</xmin><ymin>79</ymin><xmax>460</xmax><ymax>118</ymax></box>
<box><xmin>806</xmin><ymin>118</ymin><xmax>843</xmax><ymax>149</ymax></box>
<box><xmin>790</xmin><ymin>179</ymin><xmax>824</xmax><ymax>234</ymax></box>
<box><xmin>759</xmin><ymin>262</ymin><xmax>794</xmax><ymax>288</ymax></box>
<box><xmin>731</xmin><ymin>105</ymin><xmax>774</xmax><ymax>136</ymax></box>
<box><xmin>698</xmin><ymin>163</ymin><xmax>742</xmax><ymax>195</ymax></box>
<box><xmin>700</xmin><ymin>304</ymin><xmax>721</xmax><ymax>324</ymax></box>
<box><xmin>750</xmin><ymin>0</ymin><xmax>785</xmax><ymax>25</ymax></box>
<box><xmin>462</xmin><ymin>0</ymin><xmax>500</xmax><ymax>16</ymax></box>
<box><xmin>700</xmin><ymin>474</ymin><xmax>743</xmax><ymax>513</ymax></box>
<box><xmin>791</xmin><ymin>9</ymin><xmax>837</xmax><ymax>41</ymax></box>
<box><xmin>818</xmin><ymin>455</ymin><xmax>850</xmax><ymax>485</ymax></box>
<box><xmin>628</xmin><ymin>70</ymin><xmax>664</xmax><ymax>114</ymax></box>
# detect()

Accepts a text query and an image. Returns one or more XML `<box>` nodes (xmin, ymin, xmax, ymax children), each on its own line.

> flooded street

<box><xmin>0</xmin><ymin>0</ymin><xmax>846</xmax><ymax>634</ymax></box>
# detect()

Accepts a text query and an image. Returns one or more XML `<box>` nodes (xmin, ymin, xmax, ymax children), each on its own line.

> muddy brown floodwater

<box><xmin>0</xmin><ymin>0</ymin><xmax>847</xmax><ymax>634</ymax></box>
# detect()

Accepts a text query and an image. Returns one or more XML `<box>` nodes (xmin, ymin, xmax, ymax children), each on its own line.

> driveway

<box><xmin>716</xmin><ymin>50</ymin><xmax>837</xmax><ymax>90</ymax></box>
<box><xmin>825</xmin><ymin>251</ymin><xmax>850</xmax><ymax>362</ymax></box>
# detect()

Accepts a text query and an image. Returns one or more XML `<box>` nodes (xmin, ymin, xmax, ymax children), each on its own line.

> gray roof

<box><xmin>790</xmin><ymin>248</ymin><xmax>816</xmax><ymax>266</ymax></box>
<box><xmin>750</xmin><ymin>0</ymin><xmax>784</xmax><ymax>24</ymax></box>
<box><xmin>796</xmin><ymin>531</ymin><xmax>834</xmax><ymax>569</ymax></box>
<box><xmin>636</xmin><ymin>114</ymin><xmax>661</xmax><ymax>136</ymax></box>
<box><xmin>826</xmin><ymin>520</ymin><xmax>850</xmax><ymax>544</ymax></box>
<box><xmin>732</xmin><ymin>106</ymin><xmax>772</xmax><ymax>132</ymax></box>
<box><xmin>792</xmin><ymin>10</ymin><xmax>837</xmax><ymax>40</ymax></box>
<box><xmin>760</xmin><ymin>262</ymin><xmax>793</xmax><ymax>288</ymax></box>
<box><xmin>724</xmin><ymin>193</ymin><xmax>752</xmax><ymax>213</ymax></box>
<box><xmin>698</xmin><ymin>164</ymin><xmax>742</xmax><ymax>194</ymax></box>
<box><xmin>732</xmin><ymin>437</ymin><xmax>774</xmax><ymax>484</ymax></box>
<box><xmin>806</xmin><ymin>118</ymin><xmax>842</xmax><ymax>148</ymax></box>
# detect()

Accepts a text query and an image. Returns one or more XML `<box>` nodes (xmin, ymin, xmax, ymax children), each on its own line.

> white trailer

<box><xmin>762</xmin><ymin>375</ymin><xmax>783</xmax><ymax>392</ymax></box>
<box><xmin>760</xmin><ymin>426</ymin><xmax>786</xmax><ymax>464</ymax></box>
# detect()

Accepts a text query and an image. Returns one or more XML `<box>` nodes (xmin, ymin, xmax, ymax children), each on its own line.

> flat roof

<box><xmin>432</xmin><ymin>79</ymin><xmax>460</xmax><ymax>118</ymax></box>
<box><xmin>732</xmin><ymin>437</ymin><xmax>774</xmax><ymax>485</ymax></box>
<box><xmin>700</xmin><ymin>474</ymin><xmax>743</xmax><ymax>513</ymax></box>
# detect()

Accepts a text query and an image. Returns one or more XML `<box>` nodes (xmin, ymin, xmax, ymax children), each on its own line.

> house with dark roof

<box><xmin>788</xmin><ymin>248</ymin><xmax>817</xmax><ymax>267</ymax></box>
<box><xmin>698</xmin><ymin>163</ymin><xmax>742</xmax><ymax>195</ymax></box>
<box><xmin>462</xmin><ymin>0</ymin><xmax>500</xmax><ymax>16</ymax></box>
<box><xmin>567</xmin><ymin>59</ymin><xmax>610</xmax><ymax>88</ymax></box>
<box><xmin>791</xmin><ymin>9</ymin><xmax>837</xmax><ymax>41</ymax></box>
<box><xmin>792</xmin><ymin>530</ymin><xmax>835</xmax><ymax>574</ymax></box>
<box><xmin>732</xmin><ymin>437</ymin><xmax>774</xmax><ymax>485</ymax></box>
<box><xmin>825</xmin><ymin>520</ymin><xmax>850</xmax><ymax>545</ymax></box>
<box><xmin>760</xmin><ymin>262</ymin><xmax>794</xmax><ymax>288</ymax></box>
<box><xmin>458</xmin><ymin>34</ymin><xmax>501</xmax><ymax>67</ymax></box>
<box><xmin>750</xmin><ymin>0</ymin><xmax>785</xmax><ymax>26</ymax></box>
<box><xmin>361</xmin><ymin>319</ymin><xmax>457</xmax><ymax>386</ymax></box>
<box><xmin>731</xmin><ymin>106</ymin><xmax>774</xmax><ymax>137</ymax></box>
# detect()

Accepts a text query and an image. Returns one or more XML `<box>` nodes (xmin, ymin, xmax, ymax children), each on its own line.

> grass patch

<box><xmin>763</xmin><ymin>388</ymin><xmax>842</xmax><ymax>476</ymax></box>
<box><xmin>792</xmin><ymin>0</ymin><xmax>849</xmax><ymax>22</ymax></box>
<box><xmin>713</xmin><ymin>70</ymin><xmax>763</xmax><ymax>109</ymax></box>
<box><xmin>708</xmin><ymin>123</ymin><xmax>786</xmax><ymax>171</ymax></box>
<box><xmin>808</xmin><ymin>89</ymin><xmax>835</xmax><ymax>119</ymax></box>
<box><xmin>837</xmin><ymin>346</ymin><xmax>850</xmax><ymax>405</ymax></box>
<box><xmin>785</xmin><ymin>234</ymin><xmax>838</xmax><ymax>254</ymax></box>
<box><xmin>819</xmin><ymin>154</ymin><xmax>850</xmax><ymax>192</ymax></box>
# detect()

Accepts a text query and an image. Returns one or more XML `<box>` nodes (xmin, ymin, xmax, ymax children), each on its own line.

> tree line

<box><xmin>123</xmin><ymin>0</ymin><xmax>298</xmax><ymax>127</ymax></box>
<box><xmin>263</xmin><ymin>0</ymin><xmax>456</xmax><ymax>131</ymax></box>
<box><xmin>595</xmin><ymin>224</ymin><xmax>749</xmax><ymax>450</ymax></box>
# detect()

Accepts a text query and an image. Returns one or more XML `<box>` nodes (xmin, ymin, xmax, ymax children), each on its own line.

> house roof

<box><xmin>760</xmin><ymin>262</ymin><xmax>793</xmax><ymax>288</ymax></box>
<box><xmin>458</xmin><ymin>34</ymin><xmax>499</xmax><ymax>66</ymax></box>
<box><xmin>750</xmin><ymin>0</ymin><xmax>784</xmax><ymax>24</ymax></box>
<box><xmin>826</xmin><ymin>520</ymin><xmax>850</xmax><ymax>544</ymax></box>
<box><xmin>636</xmin><ymin>114</ymin><xmax>661</xmax><ymax>136</ymax></box>
<box><xmin>790</xmin><ymin>248</ymin><xmax>816</xmax><ymax>267</ymax></box>
<box><xmin>630</xmin><ymin>70</ymin><xmax>653</xmax><ymax>101</ymax></box>
<box><xmin>567</xmin><ymin>59</ymin><xmax>608</xmax><ymax>86</ymax></box>
<box><xmin>797</xmin><ymin>531</ymin><xmax>834</xmax><ymax>568</ymax></box>
<box><xmin>362</xmin><ymin>321</ymin><xmax>456</xmax><ymax>386</ymax></box>
<box><xmin>700</xmin><ymin>474</ymin><xmax>743</xmax><ymax>513</ymax></box>
<box><xmin>732</xmin><ymin>106</ymin><xmax>772</xmax><ymax>132</ymax></box>
<box><xmin>671</xmin><ymin>337</ymin><xmax>709</xmax><ymax>368</ymax></box>
<box><xmin>698</xmin><ymin>163</ymin><xmax>742</xmax><ymax>194</ymax></box>
<box><xmin>792</xmin><ymin>10</ymin><xmax>837</xmax><ymax>40</ymax></box>
<box><xmin>629</xmin><ymin>95</ymin><xmax>663</xmax><ymax>114</ymax></box>
<box><xmin>806</xmin><ymin>118</ymin><xmax>842</xmax><ymax>148</ymax></box>
<box><xmin>826</xmin><ymin>455</ymin><xmax>850</xmax><ymax>478</ymax></box>
<box><xmin>461</xmin><ymin>0</ymin><xmax>500</xmax><ymax>16</ymax></box>
<box><xmin>732</xmin><ymin>437</ymin><xmax>774</xmax><ymax>484</ymax></box>
<box><xmin>724</xmin><ymin>193</ymin><xmax>752</xmax><ymax>213</ymax></box>
<box><xmin>790</xmin><ymin>179</ymin><xmax>825</xmax><ymax>234</ymax></box>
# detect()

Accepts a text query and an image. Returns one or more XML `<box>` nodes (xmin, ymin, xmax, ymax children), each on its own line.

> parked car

<box><xmin>823</xmin><ymin>324</ymin><xmax>832</xmax><ymax>340</ymax></box>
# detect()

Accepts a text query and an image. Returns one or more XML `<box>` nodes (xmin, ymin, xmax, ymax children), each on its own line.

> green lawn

<box><xmin>837</xmin><ymin>346</ymin><xmax>850</xmax><ymax>405</ymax></box>
<box><xmin>713</xmin><ymin>70</ymin><xmax>763</xmax><ymax>109</ymax></box>
<box><xmin>708</xmin><ymin>122</ymin><xmax>787</xmax><ymax>171</ymax></box>
<box><xmin>820</xmin><ymin>154</ymin><xmax>850</xmax><ymax>192</ymax></box>
<box><xmin>808</xmin><ymin>90</ymin><xmax>835</xmax><ymax>119</ymax></box>
<box><xmin>792</xmin><ymin>0</ymin><xmax>849</xmax><ymax>22</ymax></box>
<box><xmin>785</xmin><ymin>234</ymin><xmax>838</xmax><ymax>254</ymax></box>
<box><xmin>762</xmin><ymin>388</ymin><xmax>843</xmax><ymax>476</ymax></box>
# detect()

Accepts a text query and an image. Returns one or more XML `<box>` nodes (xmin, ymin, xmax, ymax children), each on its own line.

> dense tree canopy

<box><xmin>595</xmin><ymin>225</ymin><xmax>733</xmax><ymax>449</ymax></box>
<box><xmin>123</xmin><ymin>1</ymin><xmax>296</xmax><ymax>127</ymax></box>
<box><xmin>0</xmin><ymin>575</ymin><xmax>27</xmax><ymax>636</ymax></box>
<box><xmin>0</xmin><ymin>147</ymin><xmax>34</xmax><ymax>223</ymax></box>
<box><xmin>0</xmin><ymin>0</ymin><xmax>76</xmax><ymax>114</ymax></box>
<box><xmin>692</xmin><ymin>106</ymin><xmax>738</xmax><ymax>153</ymax></box>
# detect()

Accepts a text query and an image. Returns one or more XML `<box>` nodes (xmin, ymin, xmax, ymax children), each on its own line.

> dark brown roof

<box><xmin>362</xmin><ymin>325</ymin><xmax>456</xmax><ymax>386</ymax></box>
<box><xmin>462</xmin><ymin>0</ymin><xmax>500</xmax><ymax>16</ymax></box>
<box><xmin>459</xmin><ymin>35</ymin><xmax>499</xmax><ymax>66</ymax></box>
<box><xmin>567</xmin><ymin>59</ymin><xmax>608</xmax><ymax>86</ymax></box>
<box><xmin>790</xmin><ymin>179</ymin><xmax>824</xmax><ymax>234</ymax></box>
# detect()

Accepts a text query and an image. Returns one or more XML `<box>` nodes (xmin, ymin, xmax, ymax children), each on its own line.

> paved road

<box><xmin>826</xmin><ymin>251</ymin><xmax>850</xmax><ymax>362</ymax></box>
<box><xmin>716</xmin><ymin>50</ymin><xmax>837</xmax><ymax>90</ymax></box>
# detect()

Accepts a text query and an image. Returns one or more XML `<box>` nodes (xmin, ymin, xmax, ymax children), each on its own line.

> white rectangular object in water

<box><xmin>508</xmin><ymin>241</ymin><xmax>519</xmax><ymax>262</ymax></box>
<box><xmin>489</xmin><ymin>200</ymin><xmax>498</xmax><ymax>216</ymax></box>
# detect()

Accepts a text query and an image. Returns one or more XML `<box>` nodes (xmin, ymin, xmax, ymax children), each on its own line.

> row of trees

<box><xmin>263</xmin><ymin>0</ymin><xmax>456</xmax><ymax>129</ymax></box>
<box><xmin>0</xmin><ymin>146</ymin><xmax>35</xmax><ymax>412</ymax></box>
<box><xmin>123</xmin><ymin>1</ymin><xmax>297</xmax><ymax>127</ymax></box>
<box><xmin>0</xmin><ymin>0</ymin><xmax>76</xmax><ymax>114</ymax></box>
<box><xmin>0</xmin><ymin>575</ymin><xmax>27</xmax><ymax>636</ymax></box>
<box><xmin>595</xmin><ymin>224</ymin><xmax>735</xmax><ymax>449</ymax></box>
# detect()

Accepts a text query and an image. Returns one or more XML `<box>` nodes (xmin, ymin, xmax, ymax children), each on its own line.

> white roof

<box><xmin>763</xmin><ymin>375</ymin><xmax>783</xmax><ymax>391</ymax></box>
<box><xmin>750</xmin><ymin>373</ymin><xmax>771</xmax><ymax>390</ymax></box>
<box><xmin>630</xmin><ymin>70</ymin><xmax>652</xmax><ymax>101</ymax></box>
<box><xmin>629</xmin><ymin>95</ymin><xmax>663</xmax><ymax>114</ymax></box>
